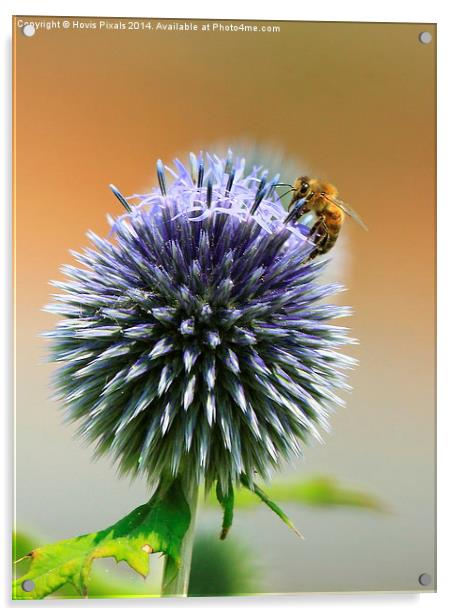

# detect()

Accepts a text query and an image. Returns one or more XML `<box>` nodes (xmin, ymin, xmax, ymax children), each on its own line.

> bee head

<box><xmin>293</xmin><ymin>176</ymin><xmax>311</xmax><ymax>198</ymax></box>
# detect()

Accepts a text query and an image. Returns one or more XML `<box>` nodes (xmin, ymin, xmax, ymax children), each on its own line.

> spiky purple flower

<box><xmin>45</xmin><ymin>151</ymin><xmax>355</xmax><ymax>494</ymax></box>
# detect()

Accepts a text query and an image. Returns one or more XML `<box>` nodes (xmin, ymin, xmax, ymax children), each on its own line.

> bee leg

<box><xmin>306</xmin><ymin>217</ymin><xmax>328</xmax><ymax>261</ymax></box>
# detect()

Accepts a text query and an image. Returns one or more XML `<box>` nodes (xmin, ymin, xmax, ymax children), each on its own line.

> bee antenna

<box><xmin>271</xmin><ymin>183</ymin><xmax>295</xmax><ymax>189</ymax></box>
<box><xmin>278</xmin><ymin>188</ymin><xmax>295</xmax><ymax>200</ymax></box>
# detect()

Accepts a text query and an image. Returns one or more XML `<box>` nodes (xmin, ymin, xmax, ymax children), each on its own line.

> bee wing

<box><xmin>328</xmin><ymin>197</ymin><xmax>368</xmax><ymax>231</ymax></box>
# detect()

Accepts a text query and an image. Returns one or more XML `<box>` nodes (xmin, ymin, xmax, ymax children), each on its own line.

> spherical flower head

<box><xmin>45</xmin><ymin>151</ymin><xmax>355</xmax><ymax>494</ymax></box>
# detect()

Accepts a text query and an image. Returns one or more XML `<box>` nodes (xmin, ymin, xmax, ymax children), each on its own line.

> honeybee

<box><xmin>281</xmin><ymin>176</ymin><xmax>367</xmax><ymax>260</ymax></box>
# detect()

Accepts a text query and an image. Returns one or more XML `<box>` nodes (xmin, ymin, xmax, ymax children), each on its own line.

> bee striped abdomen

<box><xmin>308</xmin><ymin>217</ymin><xmax>340</xmax><ymax>260</ymax></box>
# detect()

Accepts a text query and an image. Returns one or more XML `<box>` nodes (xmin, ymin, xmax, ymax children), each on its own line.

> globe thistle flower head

<box><xmin>45</xmin><ymin>151</ymin><xmax>355</xmax><ymax>494</ymax></box>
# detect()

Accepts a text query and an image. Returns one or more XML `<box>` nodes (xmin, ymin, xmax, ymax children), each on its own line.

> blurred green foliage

<box><xmin>188</xmin><ymin>532</ymin><xmax>259</xmax><ymax>596</ymax></box>
<box><xmin>203</xmin><ymin>476</ymin><xmax>384</xmax><ymax>512</ymax></box>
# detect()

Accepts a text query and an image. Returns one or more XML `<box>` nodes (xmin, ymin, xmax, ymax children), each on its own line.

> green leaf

<box><xmin>13</xmin><ymin>479</ymin><xmax>191</xmax><ymax>600</ymax></box>
<box><xmin>216</xmin><ymin>481</ymin><xmax>234</xmax><ymax>540</ymax></box>
<box><xmin>240</xmin><ymin>475</ymin><xmax>304</xmax><ymax>539</ymax></box>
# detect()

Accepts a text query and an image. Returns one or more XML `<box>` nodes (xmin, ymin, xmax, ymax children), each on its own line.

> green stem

<box><xmin>160</xmin><ymin>478</ymin><xmax>199</xmax><ymax>597</ymax></box>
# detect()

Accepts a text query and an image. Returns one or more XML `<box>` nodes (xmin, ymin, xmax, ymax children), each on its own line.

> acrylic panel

<box><xmin>13</xmin><ymin>16</ymin><xmax>436</xmax><ymax>599</ymax></box>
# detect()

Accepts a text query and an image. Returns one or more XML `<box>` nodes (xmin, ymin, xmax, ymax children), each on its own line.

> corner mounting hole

<box><xmin>21</xmin><ymin>579</ymin><xmax>35</xmax><ymax>592</ymax></box>
<box><xmin>418</xmin><ymin>573</ymin><xmax>431</xmax><ymax>586</ymax></box>
<box><xmin>22</xmin><ymin>24</ymin><xmax>36</xmax><ymax>37</ymax></box>
<box><xmin>418</xmin><ymin>31</ymin><xmax>432</xmax><ymax>44</ymax></box>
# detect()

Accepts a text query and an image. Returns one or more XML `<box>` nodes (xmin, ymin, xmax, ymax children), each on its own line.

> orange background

<box><xmin>14</xmin><ymin>17</ymin><xmax>436</xmax><ymax>593</ymax></box>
